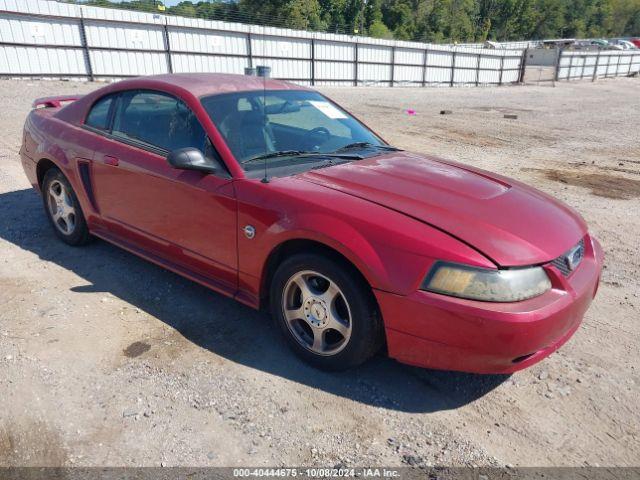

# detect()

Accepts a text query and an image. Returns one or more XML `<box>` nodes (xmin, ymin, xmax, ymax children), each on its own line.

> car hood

<box><xmin>298</xmin><ymin>152</ymin><xmax>586</xmax><ymax>266</ymax></box>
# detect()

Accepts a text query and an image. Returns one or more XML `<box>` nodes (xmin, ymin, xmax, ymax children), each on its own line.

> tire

<box><xmin>270</xmin><ymin>253</ymin><xmax>384</xmax><ymax>371</ymax></box>
<box><xmin>42</xmin><ymin>168</ymin><xmax>92</xmax><ymax>246</ymax></box>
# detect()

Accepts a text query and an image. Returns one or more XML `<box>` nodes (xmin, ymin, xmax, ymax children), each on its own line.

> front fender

<box><xmin>235</xmin><ymin>177</ymin><xmax>494</xmax><ymax>301</ymax></box>
<box><xmin>261</xmin><ymin>215</ymin><xmax>391</xmax><ymax>289</ymax></box>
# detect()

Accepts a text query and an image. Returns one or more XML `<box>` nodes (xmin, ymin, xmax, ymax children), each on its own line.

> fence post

<box><xmin>498</xmin><ymin>53</ymin><xmax>504</xmax><ymax>85</ymax></box>
<box><xmin>475</xmin><ymin>53</ymin><xmax>480</xmax><ymax>86</ymax></box>
<box><xmin>78</xmin><ymin>10</ymin><xmax>94</xmax><ymax>81</ymax></box>
<box><xmin>310</xmin><ymin>37</ymin><xmax>315</xmax><ymax>86</ymax></box>
<box><xmin>592</xmin><ymin>49</ymin><xmax>601</xmax><ymax>82</ymax></box>
<box><xmin>450</xmin><ymin>50</ymin><xmax>456</xmax><ymax>87</ymax></box>
<box><xmin>580</xmin><ymin>55</ymin><xmax>586</xmax><ymax>79</ymax></box>
<box><xmin>390</xmin><ymin>45</ymin><xmax>395</xmax><ymax>87</ymax></box>
<box><xmin>246</xmin><ymin>32</ymin><xmax>253</xmax><ymax>69</ymax></box>
<box><xmin>614</xmin><ymin>52</ymin><xmax>622</xmax><ymax>77</ymax></box>
<box><xmin>163</xmin><ymin>21</ymin><xmax>173</xmax><ymax>74</ymax></box>
<box><xmin>567</xmin><ymin>53</ymin><xmax>574</xmax><ymax>81</ymax></box>
<box><xmin>518</xmin><ymin>48</ymin><xmax>528</xmax><ymax>83</ymax></box>
<box><xmin>354</xmin><ymin>42</ymin><xmax>358</xmax><ymax>86</ymax></box>
<box><xmin>627</xmin><ymin>53</ymin><xmax>634</xmax><ymax>76</ymax></box>
<box><xmin>421</xmin><ymin>48</ymin><xmax>428</xmax><ymax>87</ymax></box>
<box><xmin>554</xmin><ymin>47</ymin><xmax>561</xmax><ymax>82</ymax></box>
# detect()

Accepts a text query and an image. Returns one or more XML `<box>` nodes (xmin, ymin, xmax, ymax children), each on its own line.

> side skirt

<box><xmin>91</xmin><ymin>227</ymin><xmax>258</xmax><ymax>309</ymax></box>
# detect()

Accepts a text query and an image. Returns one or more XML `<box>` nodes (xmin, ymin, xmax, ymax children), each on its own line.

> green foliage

<box><xmin>368</xmin><ymin>19</ymin><xmax>394</xmax><ymax>38</ymax></box>
<box><xmin>69</xmin><ymin>0</ymin><xmax>640</xmax><ymax>41</ymax></box>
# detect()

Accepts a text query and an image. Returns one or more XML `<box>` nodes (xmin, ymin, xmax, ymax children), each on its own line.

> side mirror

<box><xmin>167</xmin><ymin>148</ymin><xmax>217</xmax><ymax>174</ymax></box>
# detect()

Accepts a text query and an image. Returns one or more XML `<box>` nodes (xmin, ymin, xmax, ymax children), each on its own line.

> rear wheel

<box><xmin>42</xmin><ymin>168</ymin><xmax>91</xmax><ymax>246</ymax></box>
<box><xmin>270</xmin><ymin>253</ymin><xmax>384</xmax><ymax>371</ymax></box>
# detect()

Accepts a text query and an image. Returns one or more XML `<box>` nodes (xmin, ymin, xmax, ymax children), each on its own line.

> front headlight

<box><xmin>422</xmin><ymin>262</ymin><xmax>551</xmax><ymax>302</ymax></box>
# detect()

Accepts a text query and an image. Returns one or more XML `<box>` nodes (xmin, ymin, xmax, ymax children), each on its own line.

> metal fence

<box><xmin>0</xmin><ymin>0</ymin><xmax>525</xmax><ymax>87</ymax></box>
<box><xmin>456</xmin><ymin>40</ymin><xmax>544</xmax><ymax>50</ymax></box>
<box><xmin>556</xmin><ymin>49</ymin><xmax>640</xmax><ymax>81</ymax></box>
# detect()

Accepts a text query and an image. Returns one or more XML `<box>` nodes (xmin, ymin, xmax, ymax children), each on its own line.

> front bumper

<box><xmin>375</xmin><ymin>235</ymin><xmax>603</xmax><ymax>374</ymax></box>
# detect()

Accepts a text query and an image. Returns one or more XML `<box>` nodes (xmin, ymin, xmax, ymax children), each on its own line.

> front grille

<box><xmin>551</xmin><ymin>256</ymin><xmax>572</xmax><ymax>276</ymax></box>
<box><xmin>551</xmin><ymin>238</ymin><xmax>585</xmax><ymax>276</ymax></box>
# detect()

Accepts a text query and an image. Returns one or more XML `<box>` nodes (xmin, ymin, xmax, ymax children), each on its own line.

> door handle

<box><xmin>103</xmin><ymin>155</ymin><xmax>119</xmax><ymax>166</ymax></box>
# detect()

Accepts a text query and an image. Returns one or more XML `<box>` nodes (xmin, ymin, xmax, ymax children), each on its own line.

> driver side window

<box><xmin>111</xmin><ymin>90</ymin><xmax>208</xmax><ymax>154</ymax></box>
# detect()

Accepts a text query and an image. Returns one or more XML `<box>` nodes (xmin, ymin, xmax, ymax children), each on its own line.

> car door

<box><xmin>87</xmin><ymin>89</ymin><xmax>238</xmax><ymax>293</ymax></box>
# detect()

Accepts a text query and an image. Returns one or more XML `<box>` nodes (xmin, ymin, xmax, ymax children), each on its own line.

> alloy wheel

<box><xmin>47</xmin><ymin>179</ymin><xmax>76</xmax><ymax>235</ymax></box>
<box><xmin>282</xmin><ymin>270</ymin><xmax>352</xmax><ymax>356</ymax></box>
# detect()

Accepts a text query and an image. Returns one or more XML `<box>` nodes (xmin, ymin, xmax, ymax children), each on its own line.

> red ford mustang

<box><xmin>20</xmin><ymin>73</ymin><xmax>603</xmax><ymax>373</ymax></box>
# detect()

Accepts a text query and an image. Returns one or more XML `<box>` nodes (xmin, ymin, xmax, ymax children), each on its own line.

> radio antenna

<box><xmin>261</xmin><ymin>73</ymin><xmax>269</xmax><ymax>183</ymax></box>
<box><xmin>260</xmin><ymin>23</ymin><xmax>270</xmax><ymax>184</ymax></box>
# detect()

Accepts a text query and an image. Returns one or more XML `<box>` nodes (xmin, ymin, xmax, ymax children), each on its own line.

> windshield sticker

<box><xmin>309</xmin><ymin>101</ymin><xmax>348</xmax><ymax>119</ymax></box>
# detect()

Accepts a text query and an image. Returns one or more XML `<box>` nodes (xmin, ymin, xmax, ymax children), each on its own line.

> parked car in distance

<box><xmin>573</xmin><ymin>39</ymin><xmax>604</xmax><ymax>50</ymax></box>
<box><xmin>591</xmin><ymin>39</ymin><xmax>611</xmax><ymax>48</ymax></box>
<box><xmin>20</xmin><ymin>73</ymin><xmax>603</xmax><ymax>373</ymax></box>
<box><xmin>631</xmin><ymin>38</ymin><xmax>640</xmax><ymax>48</ymax></box>
<box><xmin>608</xmin><ymin>39</ymin><xmax>638</xmax><ymax>50</ymax></box>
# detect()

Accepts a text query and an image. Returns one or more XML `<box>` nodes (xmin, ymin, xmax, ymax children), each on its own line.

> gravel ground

<box><xmin>0</xmin><ymin>77</ymin><xmax>638</xmax><ymax>468</ymax></box>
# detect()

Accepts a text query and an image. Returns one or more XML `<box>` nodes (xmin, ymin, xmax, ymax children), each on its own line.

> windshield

<box><xmin>200</xmin><ymin>90</ymin><xmax>385</xmax><ymax>171</ymax></box>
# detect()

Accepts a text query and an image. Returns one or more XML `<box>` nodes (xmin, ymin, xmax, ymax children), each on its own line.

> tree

<box><xmin>193</xmin><ymin>2</ymin><xmax>240</xmax><ymax>22</ymax></box>
<box><xmin>238</xmin><ymin>0</ymin><xmax>326</xmax><ymax>30</ymax></box>
<box><xmin>168</xmin><ymin>2</ymin><xmax>197</xmax><ymax>18</ymax></box>
<box><xmin>369</xmin><ymin>19</ymin><xmax>394</xmax><ymax>37</ymax></box>
<box><xmin>63</xmin><ymin>0</ymin><xmax>640</xmax><ymax>42</ymax></box>
<box><xmin>288</xmin><ymin>0</ymin><xmax>327</xmax><ymax>30</ymax></box>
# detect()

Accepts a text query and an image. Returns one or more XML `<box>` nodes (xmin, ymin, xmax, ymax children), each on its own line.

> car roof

<box><xmin>112</xmin><ymin>72</ymin><xmax>309</xmax><ymax>98</ymax></box>
<box><xmin>54</xmin><ymin>73</ymin><xmax>313</xmax><ymax>126</ymax></box>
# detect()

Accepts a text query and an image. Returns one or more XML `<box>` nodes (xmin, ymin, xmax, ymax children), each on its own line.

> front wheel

<box><xmin>270</xmin><ymin>253</ymin><xmax>384</xmax><ymax>371</ymax></box>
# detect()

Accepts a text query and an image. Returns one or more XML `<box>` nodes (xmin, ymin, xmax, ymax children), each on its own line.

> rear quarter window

<box><xmin>85</xmin><ymin>95</ymin><xmax>114</xmax><ymax>131</ymax></box>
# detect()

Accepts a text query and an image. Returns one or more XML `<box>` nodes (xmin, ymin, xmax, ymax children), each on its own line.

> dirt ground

<box><xmin>0</xmin><ymin>77</ymin><xmax>638</xmax><ymax>468</ymax></box>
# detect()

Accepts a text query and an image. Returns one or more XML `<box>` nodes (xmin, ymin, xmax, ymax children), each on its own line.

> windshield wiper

<box><xmin>333</xmin><ymin>142</ymin><xmax>402</xmax><ymax>153</ymax></box>
<box><xmin>311</xmin><ymin>160</ymin><xmax>337</xmax><ymax>171</ymax></box>
<box><xmin>242</xmin><ymin>150</ymin><xmax>309</xmax><ymax>164</ymax></box>
<box><xmin>243</xmin><ymin>150</ymin><xmax>363</xmax><ymax>165</ymax></box>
